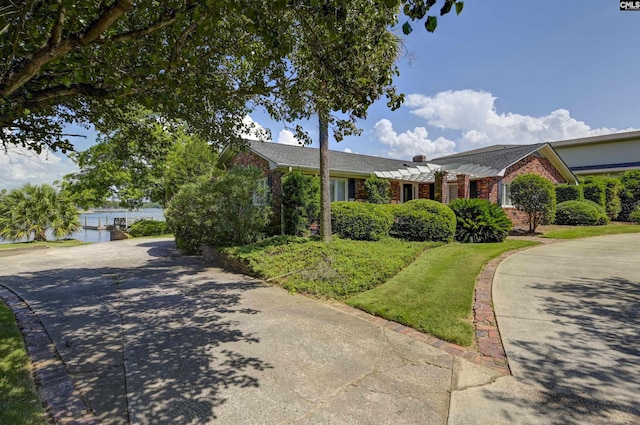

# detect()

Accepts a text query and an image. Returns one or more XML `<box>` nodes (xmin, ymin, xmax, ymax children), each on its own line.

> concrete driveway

<box><xmin>0</xmin><ymin>238</ymin><xmax>498</xmax><ymax>425</ymax></box>
<box><xmin>450</xmin><ymin>233</ymin><xmax>640</xmax><ymax>425</ymax></box>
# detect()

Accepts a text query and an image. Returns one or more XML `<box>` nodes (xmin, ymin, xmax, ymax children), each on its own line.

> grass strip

<box><xmin>0</xmin><ymin>302</ymin><xmax>47</xmax><ymax>425</ymax></box>
<box><xmin>222</xmin><ymin>236</ymin><xmax>440</xmax><ymax>299</ymax></box>
<box><xmin>347</xmin><ymin>240</ymin><xmax>538</xmax><ymax>346</ymax></box>
<box><xmin>0</xmin><ymin>239</ymin><xmax>87</xmax><ymax>251</ymax></box>
<box><xmin>542</xmin><ymin>223</ymin><xmax>640</xmax><ymax>239</ymax></box>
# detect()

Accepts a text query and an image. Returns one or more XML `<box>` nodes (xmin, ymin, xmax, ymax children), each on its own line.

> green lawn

<box><xmin>541</xmin><ymin>223</ymin><xmax>640</xmax><ymax>239</ymax></box>
<box><xmin>0</xmin><ymin>239</ymin><xmax>87</xmax><ymax>251</ymax></box>
<box><xmin>222</xmin><ymin>236</ymin><xmax>440</xmax><ymax>298</ymax></box>
<box><xmin>347</xmin><ymin>240</ymin><xmax>538</xmax><ymax>346</ymax></box>
<box><xmin>0</xmin><ymin>303</ymin><xmax>47</xmax><ymax>425</ymax></box>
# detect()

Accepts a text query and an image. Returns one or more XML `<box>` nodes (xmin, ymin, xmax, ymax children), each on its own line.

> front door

<box><xmin>403</xmin><ymin>184</ymin><xmax>413</xmax><ymax>202</ymax></box>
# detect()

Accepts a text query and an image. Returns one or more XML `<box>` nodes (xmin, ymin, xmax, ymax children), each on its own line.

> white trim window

<box><xmin>500</xmin><ymin>182</ymin><xmax>513</xmax><ymax>207</ymax></box>
<box><xmin>330</xmin><ymin>178</ymin><xmax>348</xmax><ymax>202</ymax></box>
<box><xmin>253</xmin><ymin>177</ymin><xmax>270</xmax><ymax>206</ymax></box>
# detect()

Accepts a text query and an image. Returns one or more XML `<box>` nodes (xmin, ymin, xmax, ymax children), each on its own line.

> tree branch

<box><xmin>0</xmin><ymin>0</ymin><xmax>132</xmax><ymax>98</ymax></box>
<box><xmin>48</xmin><ymin>0</ymin><xmax>65</xmax><ymax>47</ymax></box>
<box><xmin>110</xmin><ymin>9</ymin><xmax>180</xmax><ymax>43</ymax></box>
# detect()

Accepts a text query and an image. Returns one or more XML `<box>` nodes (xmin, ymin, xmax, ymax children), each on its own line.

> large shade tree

<box><xmin>1</xmin><ymin>0</ymin><xmax>462</xmax><ymax>154</ymax></box>
<box><xmin>62</xmin><ymin>106</ymin><xmax>218</xmax><ymax>208</ymax></box>
<box><xmin>0</xmin><ymin>183</ymin><xmax>80</xmax><ymax>241</ymax></box>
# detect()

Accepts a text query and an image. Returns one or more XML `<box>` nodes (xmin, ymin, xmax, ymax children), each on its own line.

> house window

<box><xmin>253</xmin><ymin>177</ymin><xmax>270</xmax><ymax>206</ymax></box>
<box><xmin>428</xmin><ymin>183</ymin><xmax>435</xmax><ymax>200</ymax></box>
<box><xmin>470</xmin><ymin>181</ymin><xmax>479</xmax><ymax>199</ymax></box>
<box><xmin>500</xmin><ymin>182</ymin><xmax>513</xmax><ymax>206</ymax></box>
<box><xmin>330</xmin><ymin>178</ymin><xmax>348</xmax><ymax>202</ymax></box>
<box><xmin>448</xmin><ymin>184</ymin><xmax>458</xmax><ymax>203</ymax></box>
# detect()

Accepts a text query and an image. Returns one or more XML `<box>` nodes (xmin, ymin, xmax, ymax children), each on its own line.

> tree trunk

<box><xmin>319</xmin><ymin>111</ymin><xmax>332</xmax><ymax>242</ymax></box>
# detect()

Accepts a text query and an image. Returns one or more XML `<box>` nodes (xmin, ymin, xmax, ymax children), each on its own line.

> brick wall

<box><xmin>501</xmin><ymin>155</ymin><xmax>566</xmax><ymax>230</ymax></box>
<box><xmin>418</xmin><ymin>183</ymin><xmax>430</xmax><ymax>199</ymax></box>
<box><xmin>390</xmin><ymin>181</ymin><xmax>401</xmax><ymax>203</ymax></box>
<box><xmin>502</xmin><ymin>155</ymin><xmax>566</xmax><ymax>184</ymax></box>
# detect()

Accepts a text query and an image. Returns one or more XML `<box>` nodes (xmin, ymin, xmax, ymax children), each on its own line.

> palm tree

<box><xmin>0</xmin><ymin>184</ymin><xmax>80</xmax><ymax>242</ymax></box>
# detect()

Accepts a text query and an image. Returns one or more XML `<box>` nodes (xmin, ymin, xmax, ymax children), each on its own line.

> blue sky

<box><xmin>3</xmin><ymin>1</ymin><xmax>639</xmax><ymax>189</ymax></box>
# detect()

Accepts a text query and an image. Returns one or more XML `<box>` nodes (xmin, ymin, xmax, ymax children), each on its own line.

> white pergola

<box><xmin>374</xmin><ymin>162</ymin><xmax>501</xmax><ymax>182</ymax></box>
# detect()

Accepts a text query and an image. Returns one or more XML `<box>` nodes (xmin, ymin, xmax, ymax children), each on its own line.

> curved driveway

<box><xmin>450</xmin><ymin>233</ymin><xmax>640</xmax><ymax>425</ymax></box>
<box><xmin>0</xmin><ymin>238</ymin><xmax>499</xmax><ymax>425</ymax></box>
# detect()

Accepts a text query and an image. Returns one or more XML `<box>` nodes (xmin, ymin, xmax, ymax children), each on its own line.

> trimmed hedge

<box><xmin>449</xmin><ymin>198</ymin><xmax>512</xmax><ymax>243</ymax></box>
<box><xmin>630</xmin><ymin>205</ymin><xmax>640</xmax><ymax>223</ymax></box>
<box><xmin>583</xmin><ymin>182</ymin><xmax>606</xmax><ymax>208</ymax></box>
<box><xmin>331</xmin><ymin>202</ymin><xmax>394</xmax><ymax>241</ymax></box>
<box><xmin>390</xmin><ymin>199</ymin><xmax>456</xmax><ymax>242</ymax></box>
<box><xmin>555</xmin><ymin>184</ymin><xmax>583</xmax><ymax>203</ymax></box>
<box><xmin>555</xmin><ymin>200</ymin><xmax>610</xmax><ymax>226</ymax></box>
<box><xmin>128</xmin><ymin>220</ymin><xmax>168</xmax><ymax>237</ymax></box>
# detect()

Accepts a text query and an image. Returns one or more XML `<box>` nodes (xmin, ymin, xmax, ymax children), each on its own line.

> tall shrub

<box><xmin>331</xmin><ymin>202</ymin><xmax>393</xmax><ymax>241</ymax></box>
<box><xmin>391</xmin><ymin>199</ymin><xmax>456</xmax><ymax>242</ymax></box>
<box><xmin>282</xmin><ymin>172</ymin><xmax>320</xmax><ymax>236</ymax></box>
<box><xmin>449</xmin><ymin>198</ymin><xmax>512</xmax><ymax>243</ymax></box>
<box><xmin>582</xmin><ymin>182</ymin><xmax>606</xmax><ymax>208</ymax></box>
<box><xmin>555</xmin><ymin>184</ymin><xmax>582</xmax><ymax>203</ymax></box>
<box><xmin>581</xmin><ymin>176</ymin><xmax>622</xmax><ymax>220</ymax></box>
<box><xmin>165</xmin><ymin>167</ymin><xmax>272</xmax><ymax>254</ymax></box>
<box><xmin>363</xmin><ymin>175</ymin><xmax>391</xmax><ymax>204</ymax></box>
<box><xmin>620</xmin><ymin>170</ymin><xmax>640</xmax><ymax>221</ymax></box>
<box><xmin>509</xmin><ymin>174</ymin><xmax>556</xmax><ymax>232</ymax></box>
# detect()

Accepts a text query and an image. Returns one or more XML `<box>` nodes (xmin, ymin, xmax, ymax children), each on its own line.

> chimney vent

<box><xmin>413</xmin><ymin>154</ymin><xmax>427</xmax><ymax>163</ymax></box>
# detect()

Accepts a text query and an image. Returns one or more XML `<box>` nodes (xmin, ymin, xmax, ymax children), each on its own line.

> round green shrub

<box><xmin>629</xmin><ymin>205</ymin><xmax>640</xmax><ymax>223</ymax></box>
<box><xmin>390</xmin><ymin>199</ymin><xmax>456</xmax><ymax>242</ymax></box>
<box><xmin>331</xmin><ymin>202</ymin><xmax>394</xmax><ymax>241</ymax></box>
<box><xmin>128</xmin><ymin>220</ymin><xmax>168</xmax><ymax>237</ymax></box>
<box><xmin>555</xmin><ymin>184</ymin><xmax>583</xmax><ymax>203</ymax></box>
<box><xmin>448</xmin><ymin>198</ymin><xmax>512</xmax><ymax>243</ymax></box>
<box><xmin>555</xmin><ymin>200</ymin><xmax>610</xmax><ymax>226</ymax></box>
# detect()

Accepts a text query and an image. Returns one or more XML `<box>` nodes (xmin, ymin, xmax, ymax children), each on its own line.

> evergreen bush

<box><xmin>555</xmin><ymin>184</ymin><xmax>582</xmax><ymax>203</ymax></box>
<box><xmin>555</xmin><ymin>200</ymin><xmax>610</xmax><ymax>226</ymax></box>
<box><xmin>331</xmin><ymin>202</ymin><xmax>394</xmax><ymax>241</ymax></box>
<box><xmin>282</xmin><ymin>172</ymin><xmax>320</xmax><ymax>236</ymax></box>
<box><xmin>363</xmin><ymin>175</ymin><xmax>391</xmax><ymax>204</ymax></box>
<box><xmin>165</xmin><ymin>167</ymin><xmax>272</xmax><ymax>254</ymax></box>
<box><xmin>582</xmin><ymin>182</ymin><xmax>606</xmax><ymax>208</ymax></box>
<box><xmin>128</xmin><ymin>220</ymin><xmax>168</xmax><ymax>237</ymax></box>
<box><xmin>620</xmin><ymin>170</ymin><xmax>640</xmax><ymax>221</ymax></box>
<box><xmin>390</xmin><ymin>199</ymin><xmax>456</xmax><ymax>242</ymax></box>
<box><xmin>449</xmin><ymin>198</ymin><xmax>512</xmax><ymax>243</ymax></box>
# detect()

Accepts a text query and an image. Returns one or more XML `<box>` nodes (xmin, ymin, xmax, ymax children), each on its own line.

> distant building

<box><xmin>550</xmin><ymin>130</ymin><xmax>640</xmax><ymax>175</ymax></box>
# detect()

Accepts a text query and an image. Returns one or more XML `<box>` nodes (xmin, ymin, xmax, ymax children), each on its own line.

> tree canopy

<box><xmin>1</xmin><ymin>0</ymin><xmax>463</xmax><ymax>154</ymax></box>
<box><xmin>62</xmin><ymin>106</ymin><xmax>218</xmax><ymax>208</ymax></box>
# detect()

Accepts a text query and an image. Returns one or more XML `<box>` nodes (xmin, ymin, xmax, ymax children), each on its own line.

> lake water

<box><xmin>0</xmin><ymin>208</ymin><xmax>165</xmax><ymax>244</ymax></box>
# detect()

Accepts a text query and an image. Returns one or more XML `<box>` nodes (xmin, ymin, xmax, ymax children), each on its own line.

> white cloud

<box><xmin>343</xmin><ymin>148</ymin><xmax>353</xmax><ymax>153</ymax></box>
<box><xmin>240</xmin><ymin>115</ymin><xmax>269</xmax><ymax>141</ymax></box>
<box><xmin>373</xmin><ymin>118</ymin><xmax>457</xmax><ymax>159</ymax></box>
<box><xmin>0</xmin><ymin>146</ymin><xmax>78</xmax><ymax>190</ymax></box>
<box><xmin>405</xmin><ymin>89</ymin><xmax>637</xmax><ymax>152</ymax></box>
<box><xmin>277</xmin><ymin>129</ymin><xmax>302</xmax><ymax>145</ymax></box>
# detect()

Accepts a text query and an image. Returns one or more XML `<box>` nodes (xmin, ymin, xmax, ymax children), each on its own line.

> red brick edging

<box><xmin>331</xmin><ymin>243</ymin><xmax>558</xmax><ymax>376</ymax></box>
<box><xmin>0</xmin><ymin>285</ymin><xmax>100</xmax><ymax>425</ymax></box>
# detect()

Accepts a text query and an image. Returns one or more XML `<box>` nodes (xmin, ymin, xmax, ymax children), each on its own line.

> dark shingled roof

<box><xmin>431</xmin><ymin>143</ymin><xmax>548</xmax><ymax>172</ymax></box>
<box><xmin>247</xmin><ymin>139</ymin><xmax>428</xmax><ymax>174</ymax></box>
